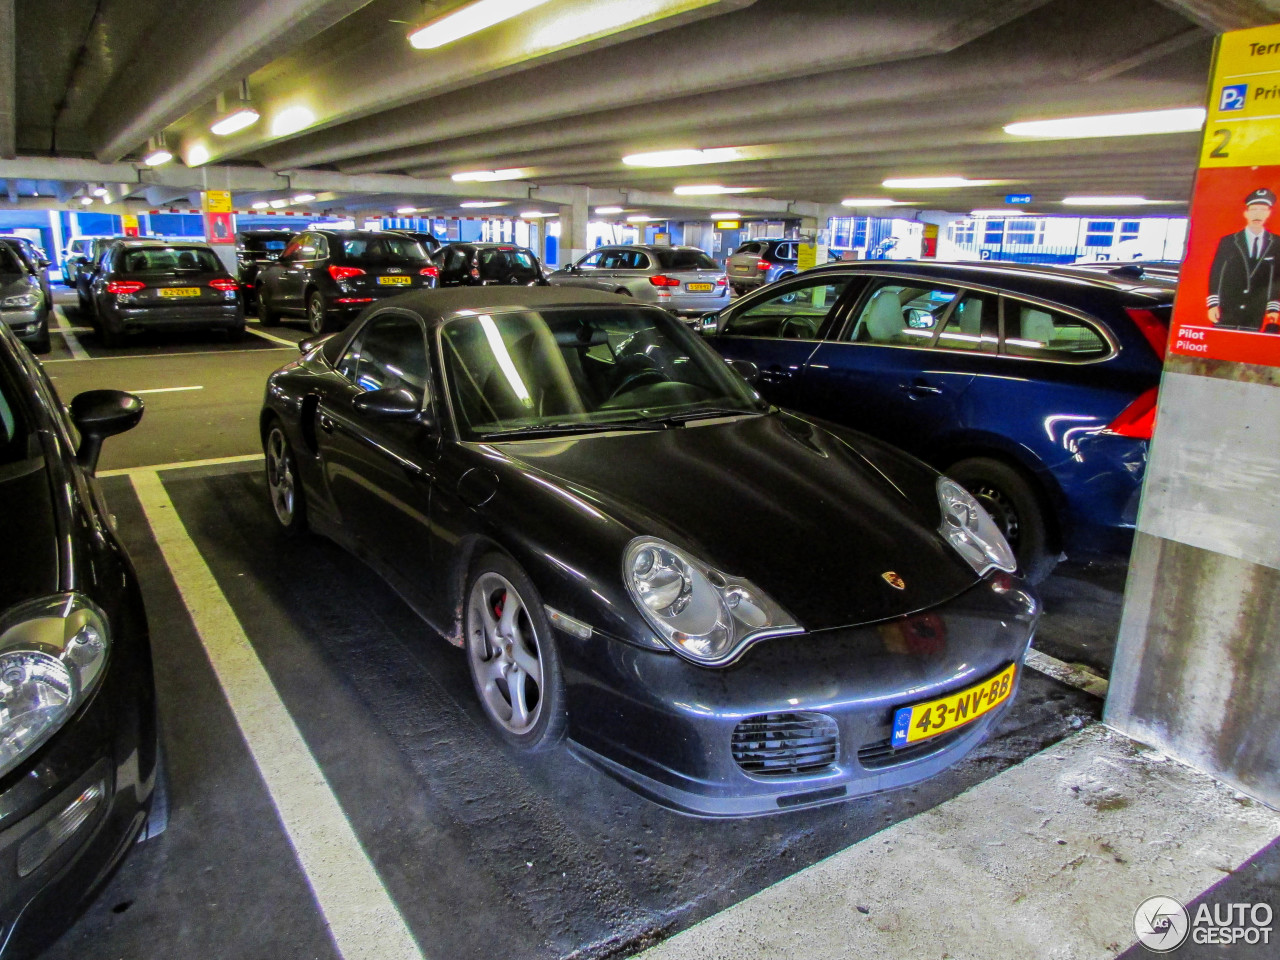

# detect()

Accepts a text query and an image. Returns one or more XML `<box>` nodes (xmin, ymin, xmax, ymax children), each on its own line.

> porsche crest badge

<box><xmin>881</xmin><ymin>571</ymin><xmax>906</xmax><ymax>590</ymax></box>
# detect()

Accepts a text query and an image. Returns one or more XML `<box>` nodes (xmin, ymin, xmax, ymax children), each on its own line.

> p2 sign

<box><xmin>1220</xmin><ymin>83</ymin><xmax>1249</xmax><ymax>111</ymax></box>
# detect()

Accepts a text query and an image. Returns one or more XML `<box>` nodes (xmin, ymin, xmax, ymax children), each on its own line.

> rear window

<box><xmin>479</xmin><ymin>247</ymin><xmax>540</xmax><ymax>281</ymax></box>
<box><xmin>120</xmin><ymin>247</ymin><xmax>223</xmax><ymax>273</ymax></box>
<box><xmin>342</xmin><ymin>236</ymin><xmax>432</xmax><ymax>262</ymax></box>
<box><xmin>240</xmin><ymin>234</ymin><xmax>293</xmax><ymax>253</ymax></box>
<box><xmin>655</xmin><ymin>249</ymin><xmax>720</xmax><ymax>271</ymax></box>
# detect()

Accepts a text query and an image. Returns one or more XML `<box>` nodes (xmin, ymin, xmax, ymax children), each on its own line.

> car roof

<box><xmin>372</xmin><ymin>286</ymin><xmax>628</xmax><ymax>326</ymax></box>
<box><xmin>801</xmin><ymin>258</ymin><xmax>1177</xmax><ymax>302</ymax></box>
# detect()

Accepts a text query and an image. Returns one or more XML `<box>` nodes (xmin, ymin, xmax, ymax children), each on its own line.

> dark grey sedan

<box><xmin>0</xmin><ymin>243</ymin><xmax>51</xmax><ymax>353</ymax></box>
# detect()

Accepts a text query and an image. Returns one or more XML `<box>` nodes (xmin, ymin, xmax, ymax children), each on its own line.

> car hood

<box><xmin>488</xmin><ymin>412</ymin><xmax>980</xmax><ymax>631</ymax></box>
<box><xmin>0</xmin><ymin>455</ymin><xmax>60</xmax><ymax>612</ymax></box>
<box><xmin>0</xmin><ymin>275</ymin><xmax>31</xmax><ymax>296</ymax></box>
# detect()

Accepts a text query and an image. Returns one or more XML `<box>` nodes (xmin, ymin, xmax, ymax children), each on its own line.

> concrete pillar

<box><xmin>555</xmin><ymin>186</ymin><xmax>589</xmax><ymax>266</ymax></box>
<box><xmin>1105</xmin><ymin>359</ymin><xmax>1280</xmax><ymax>807</ymax></box>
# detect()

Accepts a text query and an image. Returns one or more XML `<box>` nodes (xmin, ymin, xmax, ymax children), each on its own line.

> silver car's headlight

<box><xmin>936</xmin><ymin>477</ymin><xmax>1017</xmax><ymax>576</ymax></box>
<box><xmin>623</xmin><ymin>537</ymin><xmax>801</xmax><ymax>666</ymax></box>
<box><xmin>0</xmin><ymin>594</ymin><xmax>110</xmax><ymax>779</ymax></box>
<box><xmin>2</xmin><ymin>293</ymin><xmax>38</xmax><ymax>308</ymax></box>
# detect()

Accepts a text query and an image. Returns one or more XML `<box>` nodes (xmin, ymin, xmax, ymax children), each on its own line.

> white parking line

<box><xmin>247</xmin><ymin>326</ymin><xmax>302</xmax><ymax>347</ymax></box>
<box><xmin>130</xmin><ymin>470</ymin><xmax>428</xmax><ymax>960</ymax></box>
<box><xmin>43</xmin><ymin>346</ymin><xmax>294</xmax><ymax>362</ymax></box>
<box><xmin>128</xmin><ymin>385</ymin><xmax>205</xmax><ymax>395</ymax></box>
<box><xmin>52</xmin><ymin>305</ymin><xmax>88</xmax><ymax>360</ymax></box>
<box><xmin>97</xmin><ymin>453</ymin><xmax>263</xmax><ymax>477</ymax></box>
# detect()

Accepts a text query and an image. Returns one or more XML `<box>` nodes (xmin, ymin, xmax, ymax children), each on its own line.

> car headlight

<box><xmin>936</xmin><ymin>477</ymin><xmax>1017</xmax><ymax>576</ymax></box>
<box><xmin>623</xmin><ymin>537</ymin><xmax>801</xmax><ymax>666</ymax></box>
<box><xmin>0</xmin><ymin>594</ymin><xmax>110</xmax><ymax>779</ymax></box>
<box><xmin>2</xmin><ymin>293</ymin><xmax>38</xmax><ymax>308</ymax></box>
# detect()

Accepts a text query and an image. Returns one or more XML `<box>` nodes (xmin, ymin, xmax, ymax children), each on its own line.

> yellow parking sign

<box><xmin>1201</xmin><ymin>24</ymin><xmax>1280</xmax><ymax>168</ymax></box>
<box><xmin>203</xmin><ymin>190</ymin><xmax>233</xmax><ymax>213</ymax></box>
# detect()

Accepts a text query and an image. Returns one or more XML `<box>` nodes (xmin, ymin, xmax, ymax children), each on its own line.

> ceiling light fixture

<box><xmin>1061</xmin><ymin>196</ymin><xmax>1150</xmax><ymax>205</ymax></box>
<box><xmin>80</xmin><ymin>196</ymin><xmax>94</xmax><ymax>205</ymax></box>
<box><xmin>841</xmin><ymin>197</ymin><xmax>904</xmax><ymax>207</ymax></box>
<box><xmin>211</xmin><ymin>80</ymin><xmax>260</xmax><ymax>136</ymax></box>
<box><xmin>269</xmin><ymin>199</ymin><xmax>288</xmax><ymax>209</ymax></box>
<box><xmin>187</xmin><ymin>144</ymin><xmax>210</xmax><ymax>166</ymax></box>
<box><xmin>271</xmin><ymin>106</ymin><xmax>316</xmax><ymax>138</ymax></box>
<box><xmin>408</xmin><ymin>0</ymin><xmax>554</xmax><ymax>49</ymax></box>
<box><xmin>252</xmin><ymin>201</ymin><xmax>271</xmax><ymax>210</ymax></box>
<box><xmin>594</xmin><ymin>206</ymin><xmax>624</xmax><ymax>214</ymax></box>
<box><xmin>708</xmin><ymin>212</ymin><xmax>740</xmax><ymax>219</ymax></box>
<box><xmin>519</xmin><ymin>211</ymin><xmax>555</xmax><ymax>218</ymax></box>
<box><xmin>970</xmin><ymin>209</ymin><xmax>1029</xmax><ymax>217</ymax></box>
<box><xmin>92</xmin><ymin>186</ymin><xmax>108</xmax><ymax>197</ymax></box>
<box><xmin>460</xmin><ymin>201</ymin><xmax>506</xmax><ymax>208</ymax></box>
<box><xmin>292</xmin><ymin>194</ymin><xmax>316</xmax><ymax>204</ymax></box>
<box><xmin>1004</xmin><ymin>107</ymin><xmax>1206</xmax><ymax>139</ymax></box>
<box><xmin>396</xmin><ymin>206</ymin><xmax>419</xmax><ymax>215</ymax></box>
<box><xmin>451</xmin><ymin>168</ymin><xmax>527</xmax><ymax>182</ymax></box>
<box><xmin>626</xmin><ymin>215</ymin><xmax>658</xmax><ymax>222</ymax></box>
<box><xmin>882</xmin><ymin>177</ymin><xmax>995</xmax><ymax>189</ymax></box>
<box><xmin>673</xmin><ymin>185</ymin><xmax>750</xmax><ymax>196</ymax></box>
<box><xmin>142</xmin><ymin>136</ymin><xmax>172</xmax><ymax>167</ymax></box>
<box><xmin>623</xmin><ymin>147</ymin><xmax>742</xmax><ymax>167</ymax></box>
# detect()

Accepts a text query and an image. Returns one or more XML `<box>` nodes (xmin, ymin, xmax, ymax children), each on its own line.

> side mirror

<box><xmin>699</xmin><ymin>311</ymin><xmax>721</xmax><ymax>335</ymax></box>
<box><xmin>352</xmin><ymin>386</ymin><xmax>425</xmax><ymax>421</ymax></box>
<box><xmin>726</xmin><ymin>358</ymin><xmax>760</xmax><ymax>385</ymax></box>
<box><xmin>70</xmin><ymin>390</ymin><xmax>144</xmax><ymax>473</ymax></box>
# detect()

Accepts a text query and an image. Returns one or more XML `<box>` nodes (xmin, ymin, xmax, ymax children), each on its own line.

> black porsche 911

<box><xmin>260</xmin><ymin>287</ymin><xmax>1038</xmax><ymax>816</ymax></box>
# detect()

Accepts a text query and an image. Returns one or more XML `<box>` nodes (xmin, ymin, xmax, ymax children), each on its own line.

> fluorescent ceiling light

<box><xmin>1061</xmin><ymin>196</ymin><xmax>1149</xmax><ymax>205</ymax></box>
<box><xmin>709</xmin><ymin>212</ymin><xmax>740</xmax><ymax>219</ymax></box>
<box><xmin>396</xmin><ymin>206</ymin><xmax>418</xmax><ymax>215</ymax></box>
<box><xmin>252</xmin><ymin>201</ymin><xmax>271</xmax><ymax>210</ymax></box>
<box><xmin>623</xmin><ymin>147</ymin><xmax>742</xmax><ymax>167</ymax></box>
<box><xmin>186</xmin><ymin>144</ymin><xmax>210</xmax><ymax>166</ymax></box>
<box><xmin>142</xmin><ymin>149</ymin><xmax>172</xmax><ymax>166</ymax></box>
<box><xmin>409</xmin><ymin>0</ymin><xmax>554</xmax><ymax>49</ymax></box>
<box><xmin>269</xmin><ymin>199</ymin><xmax>288</xmax><ymax>209</ymax></box>
<box><xmin>594</xmin><ymin>206</ymin><xmax>624</xmax><ymax>214</ymax></box>
<box><xmin>673</xmin><ymin>185</ymin><xmax>749</xmax><ymax>196</ymax></box>
<box><xmin>452</xmin><ymin>168</ymin><xmax>527</xmax><ymax>182</ymax></box>
<box><xmin>79</xmin><ymin>196</ymin><xmax>93</xmax><ymax>205</ymax></box>
<box><xmin>211</xmin><ymin>107</ymin><xmax>260</xmax><ymax>137</ymax></box>
<box><xmin>627</xmin><ymin>215</ymin><xmax>658</xmax><ymax>222</ymax></box>
<box><xmin>292</xmin><ymin>194</ymin><xmax>316</xmax><ymax>204</ymax></box>
<box><xmin>882</xmin><ymin>177</ymin><xmax>994</xmax><ymax>189</ymax></box>
<box><xmin>271</xmin><ymin>106</ymin><xmax>315</xmax><ymax>138</ymax></box>
<box><xmin>1004</xmin><ymin>107</ymin><xmax>1206</xmax><ymax>139</ymax></box>
<box><xmin>971</xmin><ymin>209</ymin><xmax>1024</xmax><ymax>217</ymax></box>
<box><xmin>92</xmin><ymin>186</ymin><xmax>108</xmax><ymax>197</ymax></box>
<box><xmin>460</xmin><ymin>201</ymin><xmax>506</xmax><ymax>208</ymax></box>
<box><xmin>520</xmin><ymin>211</ymin><xmax>555</xmax><ymax>218</ymax></box>
<box><xmin>841</xmin><ymin>197</ymin><xmax>904</xmax><ymax>207</ymax></box>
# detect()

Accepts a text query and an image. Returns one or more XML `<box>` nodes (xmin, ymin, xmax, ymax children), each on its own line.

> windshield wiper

<box><xmin>476</xmin><ymin>418</ymin><xmax>666</xmax><ymax>440</ymax></box>
<box><xmin>637</xmin><ymin>405</ymin><xmax>770</xmax><ymax>425</ymax></box>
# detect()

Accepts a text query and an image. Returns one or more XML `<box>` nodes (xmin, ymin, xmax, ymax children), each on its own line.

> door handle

<box><xmin>759</xmin><ymin>365</ymin><xmax>792</xmax><ymax>383</ymax></box>
<box><xmin>318</xmin><ymin>413</ymin><xmax>335</xmax><ymax>433</ymax></box>
<box><xmin>904</xmin><ymin>379</ymin><xmax>943</xmax><ymax>397</ymax></box>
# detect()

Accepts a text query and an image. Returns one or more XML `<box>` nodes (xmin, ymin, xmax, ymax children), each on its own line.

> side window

<box><xmin>846</xmin><ymin>282</ymin><xmax>961</xmax><ymax>347</ymax></box>
<box><xmin>338</xmin><ymin>314</ymin><xmax>430</xmax><ymax>395</ymax></box>
<box><xmin>577</xmin><ymin>251</ymin><xmax>604</xmax><ymax>269</ymax></box>
<box><xmin>1002</xmin><ymin>300</ymin><xmax>1110</xmax><ymax>361</ymax></box>
<box><xmin>279</xmin><ymin>237</ymin><xmax>304</xmax><ymax>261</ymax></box>
<box><xmin>777</xmin><ymin>243</ymin><xmax>796</xmax><ymax>261</ymax></box>
<box><xmin>722</xmin><ymin>277</ymin><xmax>852</xmax><ymax>339</ymax></box>
<box><xmin>599</xmin><ymin>250</ymin><xmax>625</xmax><ymax>270</ymax></box>
<box><xmin>933</xmin><ymin>291</ymin><xmax>998</xmax><ymax>352</ymax></box>
<box><xmin>313</xmin><ymin>234</ymin><xmax>330</xmax><ymax>259</ymax></box>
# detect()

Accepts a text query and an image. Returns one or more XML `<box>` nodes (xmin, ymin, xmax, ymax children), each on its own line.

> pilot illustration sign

<box><xmin>1169</xmin><ymin>22</ymin><xmax>1280</xmax><ymax>368</ymax></box>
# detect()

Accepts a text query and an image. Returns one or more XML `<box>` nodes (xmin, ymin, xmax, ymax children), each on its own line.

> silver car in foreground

<box><xmin>549</xmin><ymin>244</ymin><xmax>729</xmax><ymax>317</ymax></box>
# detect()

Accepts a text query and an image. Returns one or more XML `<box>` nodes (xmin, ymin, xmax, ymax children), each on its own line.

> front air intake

<box><xmin>731</xmin><ymin>712</ymin><xmax>839</xmax><ymax>777</ymax></box>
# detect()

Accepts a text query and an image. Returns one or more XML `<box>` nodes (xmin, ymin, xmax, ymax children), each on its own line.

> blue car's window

<box><xmin>846</xmin><ymin>282</ymin><xmax>959</xmax><ymax>346</ymax></box>
<box><xmin>441</xmin><ymin>306</ymin><xmax>766</xmax><ymax>438</ymax></box>
<box><xmin>933</xmin><ymin>292</ymin><xmax>999</xmax><ymax>352</ymax></box>
<box><xmin>1002</xmin><ymin>301</ymin><xmax>1109</xmax><ymax>361</ymax></box>
<box><xmin>722</xmin><ymin>277</ymin><xmax>851</xmax><ymax>339</ymax></box>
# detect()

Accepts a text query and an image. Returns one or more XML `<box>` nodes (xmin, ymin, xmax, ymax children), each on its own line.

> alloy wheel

<box><xmin>266</xmin><ymin>427</ymin><xmax>297</xmax><ymax>526</ymax></box>
<box><xmin>466</xmin><ymin>573</ymin><xmax>545</xmax><ymax>735</ymax></box>
<box><xmin>308</xmin><ymin>295</ymin><xmax>325</xmax><ymax>335</ymax></box>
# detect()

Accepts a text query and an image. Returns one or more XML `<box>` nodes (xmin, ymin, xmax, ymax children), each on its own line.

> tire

<box><xmin>101</xmin><ymin>318</ymin><xmax>126</xmax><ymax>348</ymax></box>
<box><xmin>464</xmin><ymin>553</ymin><xmax>567</xmax><ymax>751</ymax></box>
<box><xmin>30</xmin><ymin>314</ymin><xmax>51</xmax><ymax>354</ymax></box>
<box><xmin>947</xmin><ymin>457</ymin><xmax>1056</xmax><ymax>584</ymax></box>
<box><xmin>264</xmin><ymin>420</ymin><xmax>308</xmax><ymax>535</ymax></box>
<box><xmin>139</xmin><ymin>733</ymin><xmax>170</xmax><ymax>842</ymax></box>
<box><xmin>257</xmin><ymin>285</ymin><xmax>279</xmax><ymax>325</ymax></box>
<box><xmin>307</xmin><ymin>290</ymin><xmax>332</xmax><ymax>335</ymax></box>
<box><xmin>225</xmin><ymin>322</ymin><xmax>246</xmax><ymax>342</ymax></box>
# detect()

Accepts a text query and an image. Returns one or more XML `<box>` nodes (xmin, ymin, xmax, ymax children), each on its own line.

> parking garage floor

<box><xmin>28</xmin><ymin>292</ymin><xmax>1280</xmax><ymax>959</ymax></box>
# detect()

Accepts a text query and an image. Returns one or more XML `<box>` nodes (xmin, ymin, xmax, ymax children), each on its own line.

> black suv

<box><xmin>256</xmin><ymin>230</ymin><xmax>439</xmax><ymax>334</ymax></box>
<box><xmin>236</xmin><ymin>230</ymin><xmax>296</xmax><ymax>307</ymax></box>
<box><xmin>434</xmin><ymin>242</ymin><xmax>548</xmax><ymax>287</ymax></box>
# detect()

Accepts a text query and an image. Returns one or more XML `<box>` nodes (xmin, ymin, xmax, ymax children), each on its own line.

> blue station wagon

<box><xmin>702</xmin><ymin>261</ymin><xmax>1173</xmax><ymax>582</ymax></box>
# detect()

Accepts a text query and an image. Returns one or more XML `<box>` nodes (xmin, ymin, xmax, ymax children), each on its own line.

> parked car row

<box><xmin>0</xmin><ymin>242</ymin><xmax>52</xmax><ymax>353</ymax></box>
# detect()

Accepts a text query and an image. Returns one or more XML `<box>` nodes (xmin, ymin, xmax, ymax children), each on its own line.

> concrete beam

<box><xmin>90</xmin><ymin>0</ymin><xmax>372</xmax><ymax>162</ymax></box>
<box><xmin>1153</xmin><ymin>0</ymin><xmax>1280</xmax><ymax>32</ymax></box>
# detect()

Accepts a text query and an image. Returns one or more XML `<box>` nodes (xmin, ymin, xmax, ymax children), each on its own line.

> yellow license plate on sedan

<box><xmin>891</xmin><ymin>663</ymin><xmax>1016</xmax><ymax>747</ymax></box>
<box><xmin>160</xmin><ymin>287</ymin><xmax>200</xmax><ymax>297</ymax></box>
<box><xmin>686</xmin><ymin>282</ymin><xmax>713</xmax><ymax>291</ymax></box>
<box><xmin>378</xmin><ymin>275</ymin><xmax>411</xmax><ymax>285</ymax></box>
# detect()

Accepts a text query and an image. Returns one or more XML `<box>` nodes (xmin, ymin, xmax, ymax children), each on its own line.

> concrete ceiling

<box><xmin>5</xmin><ymin>0</ymin><xmax>1280</xmax><ymax>221</ymax></box>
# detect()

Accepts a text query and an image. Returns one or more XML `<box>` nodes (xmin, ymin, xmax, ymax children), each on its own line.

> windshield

<box><xmin>0</xmin><ymin>246</ymin><xmax>25</xmax><ymax>275</ymax></box>
<box><xmin>440</xmin><ymin>305</ymin><xmax>766</xmax><ymax>439</ymax></box>
<box><xmin>655</xmin><ymin>248</ymin><xmax>721</xmax><ymax>271</ymax></box>
<box><xmin>120</xmin><ymin>247</ymin><xmax>223</xmax><ymax>273</ymax></box>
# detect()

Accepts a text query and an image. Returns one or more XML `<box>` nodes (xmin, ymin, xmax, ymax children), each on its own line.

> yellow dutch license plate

<box><xmin>378</xmin><ymin>275</ymin><xmax>412</xmax><ymax>285</ymax></box>
<box><xmin>160</xmin><ymin>287</ymin><xmax>200</xmax><ymax>297</ymax></box>
<box><xmin>686</xmin><ymin>282</ymin><xmax>713</xmax><ymax>291</ymax></box>
<box><xmin>891</xmin><ymin>663</ymin><xmax>1016</xmax><ymax>747</ymax></box>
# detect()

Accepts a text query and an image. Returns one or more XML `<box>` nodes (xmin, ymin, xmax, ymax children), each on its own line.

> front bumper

<box><xmin>1</xmin><ymin>308</ymin><xmax>46</xmax><ymax>344</ymax></box>
<box><xmin>560</xmin><ymin>574</ymin><xmax>1038</xmax><ymax>816</ymax></box>
<box><xmin>103</xmin><ymin>303</ymin><xmax>244</xmax><ymax>331</ymax></box>
<box><xmin>0</xmin><ymin>652</ymin><xmax>158</xmax><ymax>957</ymax></box>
